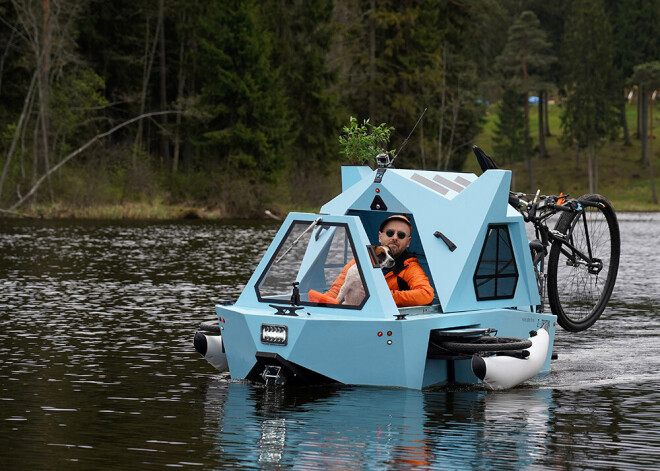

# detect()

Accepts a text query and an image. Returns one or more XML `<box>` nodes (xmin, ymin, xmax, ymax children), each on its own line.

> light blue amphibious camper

<box><xmin>198</xmin><ymin>162</ymin><xmax>557</xmax><ymax>390</ymax></box>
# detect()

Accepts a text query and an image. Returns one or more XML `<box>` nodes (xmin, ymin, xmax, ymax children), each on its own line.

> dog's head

<box><xmin>373</xmin><ymin>245</ymin><xmax>395</xmax><ymax>269</ymax></box>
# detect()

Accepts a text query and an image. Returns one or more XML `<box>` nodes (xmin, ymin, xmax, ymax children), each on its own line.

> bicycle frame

<box><xmin>512</xmin><ymin>193</ymin><xmax>601</xmax><ymax>312</ymax></box>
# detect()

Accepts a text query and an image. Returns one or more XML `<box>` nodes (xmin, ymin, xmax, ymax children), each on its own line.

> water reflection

<box><xmin>202</xmin><ymin>381</ymin><xmax>557</xmax><ymax>470</ymax></box>
<box><xmin>199</xmin><ymin>379</ymin><xmax>660</xmax><ymax>470</ymax></box>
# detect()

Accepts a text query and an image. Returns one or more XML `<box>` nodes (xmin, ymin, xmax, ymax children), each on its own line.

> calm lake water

<box><xmin>1</xmin><ymin>213</ymin><xmax>659</xmax><ymax>470</ymax></box>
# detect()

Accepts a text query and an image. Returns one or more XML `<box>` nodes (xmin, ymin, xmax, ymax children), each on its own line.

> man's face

<box><xmin>378</xmin><ymin>220</ymin><xmax>411</xmax><ymax>258</ymax></box>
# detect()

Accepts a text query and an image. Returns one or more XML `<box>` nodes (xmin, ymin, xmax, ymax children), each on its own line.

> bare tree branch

<box><xmin>0</xmin><ymin>70</ymin><xmax>38</xmax><ymax>202</ymax></box>
<box><xmin>0</xmin><ymin>207</ymin><xmax>36</xmax><ymax>218</ymax></box>
<box><xmin>8</xmin><ymin>110</ymin><xmax>180</xmax><ymax>211</ymax></box>
<box><xmin>134</xmin><ymin>16</ymin><xmax>161</xmax><ymax>159</ymax></box>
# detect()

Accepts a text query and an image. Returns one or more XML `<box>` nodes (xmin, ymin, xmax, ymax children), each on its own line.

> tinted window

<box><xmin>473</xmin><ymin>224</ymin><xmax>518</xmax><ymax>300</ymax></box>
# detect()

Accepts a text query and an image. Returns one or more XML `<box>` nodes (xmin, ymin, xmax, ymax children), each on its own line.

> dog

<box><xmin>336</xmin><ymin>246</ymin><xmax>395</xmax><ymax>305</ymax></box>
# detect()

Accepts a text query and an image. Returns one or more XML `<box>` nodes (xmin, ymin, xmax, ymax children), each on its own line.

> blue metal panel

<box><xmin>321</xmin><ymin>173</ymin><xmax>372</xmax><ymax>214</ymax></box>
<box><xmin>214</xmin><ymin>307</ymin><xmax>258</xmax><ymax>378</ymax></box>
<box><xmin>341</xmin><ymin>165</ymin><xmax>373</xmax><ymax>192</ymax></box>
<box><xmin>422</xmin><ymin>359</ymin><xmax>449</xmax><ymax>388</ymax></box>
<box><xmin>218</xmin><ymin>299</ymin><xmax>556</xmax><ymax>388</ymax></box>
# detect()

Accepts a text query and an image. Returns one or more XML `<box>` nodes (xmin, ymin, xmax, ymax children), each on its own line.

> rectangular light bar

<box><xmin>261</xmin><ymin>324</ymin><xmax>288</xmax><ymax>346</ymax></box>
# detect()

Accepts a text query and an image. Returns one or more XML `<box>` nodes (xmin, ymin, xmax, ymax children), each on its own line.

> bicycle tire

<box><xmin>437</xmin><ymin>336</ymin><xmax>532</xmax><ymax>354</ymax></box>
<box><xmin>547</xmin><ymin>194</ymin><xmax>620</xmax><ymax>332</ymax></box>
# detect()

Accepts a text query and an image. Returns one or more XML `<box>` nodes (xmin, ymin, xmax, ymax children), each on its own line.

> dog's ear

<box><xmin>367</xmin><ymin>245</ymin><xmax>382</xmax><ymax>267</ymax></box>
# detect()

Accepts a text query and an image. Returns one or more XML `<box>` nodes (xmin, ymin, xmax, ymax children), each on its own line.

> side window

<box><xmin>255</xmin><ymin>221</ymin><xmax>367</xmax><ymax>308</ymax></box>
<box><xmin>473</xmin><ymin>224</ymin><xmax>518</xmax><ymax>300</ymax></box>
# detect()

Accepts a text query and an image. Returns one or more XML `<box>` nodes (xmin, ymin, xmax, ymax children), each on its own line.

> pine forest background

<box><xmin>1</xmin><ymin>0</ymin><xmax>659</xmax><ymax>218</ymax></box>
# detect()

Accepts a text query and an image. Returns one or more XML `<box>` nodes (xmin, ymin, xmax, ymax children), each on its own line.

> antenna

<box><xmin>384</xmin><ymin>108</ymin><xmax>427</xmax><ymax>168</ymax></box>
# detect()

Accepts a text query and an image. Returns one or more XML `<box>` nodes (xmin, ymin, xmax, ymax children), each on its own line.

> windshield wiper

<box><xmin>275</xmin><ymin>217</ymin><xmax>322</xmax><ymax>264</ymax></box>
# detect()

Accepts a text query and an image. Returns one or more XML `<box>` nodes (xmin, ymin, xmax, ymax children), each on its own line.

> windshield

<box><xmin>255</xmin><ymin>221</ymin><xmax>368</xmax><ymax>308</ymax></box>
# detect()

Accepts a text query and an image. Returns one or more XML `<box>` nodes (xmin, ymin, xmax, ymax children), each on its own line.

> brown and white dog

<box><xmin>336</xmin><ymin>246</ymin><xmax>395</xmax><ymax>305</ymax></box>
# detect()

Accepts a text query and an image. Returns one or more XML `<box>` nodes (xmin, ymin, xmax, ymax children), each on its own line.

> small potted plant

<box><xmin>338</xmin><ymin>117</ymin><xmax>395</xmax><ymax>166</ymax></box>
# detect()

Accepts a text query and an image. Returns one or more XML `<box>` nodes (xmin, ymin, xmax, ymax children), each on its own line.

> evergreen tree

<box><xmin>335</xmin><ymin>0</ymin><xmax>484</xmax><ymax>171</ymax></box>
<box><xmin>560</xmin><ymin>0</ymin><xmax>619</xmax><ymax>194</ymax></box>
<box><xmin>496</xmin><ymin>10</ymin><xmax>554</xmax><ymax>192</ymax></box>
<box><xmin>605</xmin><ymin>0</ymin><xmax>660</xmax><ymax>145</ymax></box>
<box><xmin>630</xmin><ymin>61</ymin><xmax>660</xmax><ymax>204</ymax></box>
<box><xmin>493</xmin><ymin>87</ymin><xmax>530</xmax><ymax>189</ymax></box>
<box><xmin>419</xmin><ymin>0</ymin><xmax>485</xmax><ymax>171</ymax></box>
<box><xmin>262</xmin><ymin>0</ymin><xmax>342</xmax><ymax>206</ymax></box>
<box><xmin>78</xmin><ymin>0</ymin><xmax>160</xmax><ymax>140</ymax></box>
<box><xmin>525</xmin><ymin>0</ymin><xmax>569</xmax><ymax>138</ymax></box>
<box><xmin>194</xmin><ymin>0</ymin><xmax>291</xmax><ymax>179</ymax></box>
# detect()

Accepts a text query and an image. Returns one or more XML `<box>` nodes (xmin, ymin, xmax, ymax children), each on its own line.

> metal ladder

<box><xmin>261</xmin><ymin>365</ymin><xmax>284</xmax><ymax>386</ymax></box>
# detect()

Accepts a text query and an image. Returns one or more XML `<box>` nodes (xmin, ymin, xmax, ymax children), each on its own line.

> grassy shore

<box><xmin>467</xmin><ymin>102</ymin><xmax>660</xmax><ymax>212</ymax></box>
<box><xmin>5</xmin><ymin>102</ymin><xmax>658</xmax><ymax>220</ymax></box>
<box><xmin>11</xmin><ymin>198</ymin><xmax>322</xmax><ymax>220</ymax></box>
<box><xmin>7</xmin><ymin>202</ymin><xmax>225</xmax><ymax>220</ymax></box>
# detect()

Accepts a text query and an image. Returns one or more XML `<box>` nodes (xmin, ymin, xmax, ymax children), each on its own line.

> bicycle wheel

<box><xmin>547</xmin><ymin>194</ymin><xmax>620</xmax><ymax>332</ymax></box>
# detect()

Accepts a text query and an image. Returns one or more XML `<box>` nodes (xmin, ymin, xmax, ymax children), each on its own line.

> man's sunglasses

<box><xmin>385</xmin><ymin>229</ymin><xmax>408</xmax><ymax>239</ymax></box>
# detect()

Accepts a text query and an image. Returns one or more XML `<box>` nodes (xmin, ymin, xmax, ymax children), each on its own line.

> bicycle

<box><xmin>474</xmin><ymin>145</ymin><xmax>621</xmax><ymax>332</ymax></box>
<box><xmin>509</xmin><ymin>190</ymin><xmax>620</xmax><ymax>331</ymax></box>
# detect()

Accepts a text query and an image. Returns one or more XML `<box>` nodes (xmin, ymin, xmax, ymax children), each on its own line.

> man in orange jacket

<box><xmin>324</xmin><ymin>215</ymin><xmax>434</xmax><ymax>307</ymax></box>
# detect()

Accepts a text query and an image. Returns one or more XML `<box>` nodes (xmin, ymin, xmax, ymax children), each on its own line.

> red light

<box><xmin>387</xmin><ymin>331</ymin><xmax>392</xmax><ymax>336</ymax></box>
<box><xmin>377</xmin><ymin>331</ymin><xmax>383</xmax><ymax>337</ymax></box>
<box><xmin>375</xmin><ymin>188</ymin><xmax>380</xmax><ymax>193</ymax></box>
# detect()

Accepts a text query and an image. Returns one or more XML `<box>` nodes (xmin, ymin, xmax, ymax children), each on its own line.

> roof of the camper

<box><xmin>321</xmin><ymin>167</ymin><xmax>480</xmax><ymax>215</ymax></box>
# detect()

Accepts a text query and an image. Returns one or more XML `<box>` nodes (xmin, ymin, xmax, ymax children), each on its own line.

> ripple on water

<box><xmin>1</xmin><ymin>216</ymin><xmax>659</xmax><ymax>470</ymax></box>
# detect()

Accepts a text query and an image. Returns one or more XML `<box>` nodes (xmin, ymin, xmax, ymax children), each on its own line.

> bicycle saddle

<box><xmin>473</xmin><ymin>146</ymin><xmax>499</xmax><ymax>172</ymax></box>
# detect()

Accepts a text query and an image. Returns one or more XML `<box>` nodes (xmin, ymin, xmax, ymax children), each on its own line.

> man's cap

<box><xmin>379</xmin><ymin>215</ymin><xmax>412</xmax><ymax>232</ymax></box>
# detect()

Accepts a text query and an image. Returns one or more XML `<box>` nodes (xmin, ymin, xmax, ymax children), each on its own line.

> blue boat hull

<box><xmin>217</xmin><ymin>304</ymin><xmax>555</xmax><ymax>389</ymax></box>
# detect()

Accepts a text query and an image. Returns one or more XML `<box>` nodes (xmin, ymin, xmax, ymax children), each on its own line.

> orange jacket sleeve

<box><xmin>324</xmin><ymin>259</ymin><xmax>356</xmax><ymax>299</ymax></box>
<box><xmin>385</xmin><ymin>258</ymin><xmax>434</xmax><ymax>307</ymax></box>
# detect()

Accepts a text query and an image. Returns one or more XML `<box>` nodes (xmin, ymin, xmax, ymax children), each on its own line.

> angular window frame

<box><xmin>473</xmin><ymin>224</ymin><xmax>519</xmax><ymax>301</ymax></box>
<box><xmin>254</xmin><ymin>220</ymin><xmax>368</xmax><ymax>309</ymax></box>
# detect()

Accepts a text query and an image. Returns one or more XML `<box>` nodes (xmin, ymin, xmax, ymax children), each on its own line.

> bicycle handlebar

<box><xmin>550</xmin><ymin>203</ymin><xmax>573</xmax><ymax>212</ymax></box>
<box><xmin>509</xmin><ymin>191</ymin><xmax>578</xmax><ymax>220</ymax></box>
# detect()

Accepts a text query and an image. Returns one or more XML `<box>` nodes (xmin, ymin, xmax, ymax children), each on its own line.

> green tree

<box><xmin>334</xmin><ymin>0</ymin><xmax>484</xmax><ymax>171</ymax></box>
<box><xmin>524</xmin><ymin>0</ymin><xmax>569</xmax><ymax>138</ymax></box>
<box><xmin>605</xmin><ymin>0</ymin><xmax>634</xmax><ymax>145</ymax></box>
<box><xmin>419</xmin><ymin>1</ymin><xmax>484</xmax><ymax>171</ymax></box>
<box><xmin>0</xmin><ymin>0</ymin><xmax>105</xmax><ymax>207</ymax></box>
<box><xmin>338</xmin><ymin>116</ymin><xmax>394</xmax><ymax>165</ymax></box>
<box><xmin>631</xmin><ymin>61</ymin><xmax>660</xmax><ymax>204</ymax></box>
<box><xmin>606</xmin><ymin>0</ymin><xmax>660</xmax><ymax>145</ymax></box>
<box><xmin>493</xmin><ymin>88</ymin><xmax>530</xmax><ymax>189</ymax></box>
<box><xmin>78</xmin><ymin>0</ymin><xmax>168</xmax><ymax>173</ymax></box>
<box><xmin>560</xmin><ymin>0</ymin><xmax>619</xmax><ymax>194</ymax></box>
<box><xmin>496</xmin><ymin>10</ymin><xmax>555</xmax><ymax>192</ymax></box>
<box><xmin>262</xmin><ymin>0</ymin><xmax>342</xmax><ymax>206</ymax></box>
<box><xmin>194</xmin><ymin>1</ymin><xmax>291</xmax><ymax>181</ymax></box>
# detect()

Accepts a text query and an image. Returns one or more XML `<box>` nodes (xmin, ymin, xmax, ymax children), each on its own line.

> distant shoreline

<box><xmin>0</xmin><ymin>203</ymin><xmax>295</xmax><ymax>221</ymax></box>
<box><xmin>1</xmin><ymin>200</ymin><xmax>657</xmax><ymax>220</ymax></box>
